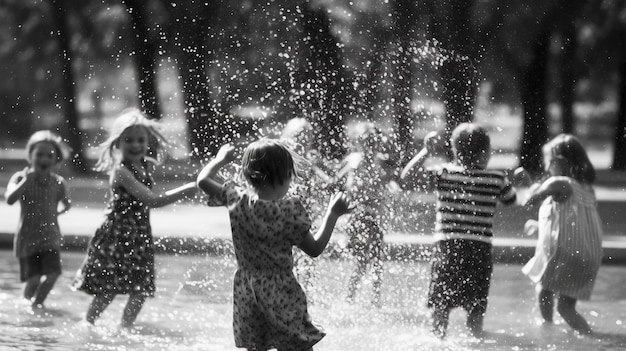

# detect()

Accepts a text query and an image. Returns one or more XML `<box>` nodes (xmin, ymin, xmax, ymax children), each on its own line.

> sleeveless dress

<box><xmin>72</xmin><ymin>161</ymin><xmax>156</xmax><ymax>297</ymax></box>
<box><xmin>207</xmin><ymin>181</ymin><xmax>325</xmax><ymax>350</ymax></box>
<box><xmin>522</xmin><ymin>177</ymin><xmax>603</xmax><ymax>300</ymax></box>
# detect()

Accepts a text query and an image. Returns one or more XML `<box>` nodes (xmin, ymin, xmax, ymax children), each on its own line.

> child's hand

<box><xmin>512</xmin><ymin>167</ymin><xmax>532</xmax><ymax>187</ymax></box>
<box><xmin>328</xmin><ymin>192</ymin><xmax>353</xmax><ymax>217</ymax></box>
<box><xmin>524</xmin><ymin>219</ymin><xmax>539</xmax><ymax>236</ymax></box>
<box><xmin>216</xmin><ymin>144</ymin><xmax>237</xmax><ymax>163</ymax></box>
<box><xmin>423</xmin><ymin>131</ymin><xmax>439</xmax><ymax>154</ymax></box>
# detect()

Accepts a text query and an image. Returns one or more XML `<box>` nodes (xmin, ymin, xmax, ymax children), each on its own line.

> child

<box><xmin>336</xmin><ymin>122</ymin><xmax>390</xmax><ymax>307</ymax></box>
<box><xmin>401</xmin><ymin>123</ymin><xmax>517</xmax><ymax>338</ymax></box>
<box><xmin>521</xmin><ymin>134</ymin><xmax>603</xmax><ymax>335</ymax></box>
<box><xmin>5</xmin><ymin>130</ymin><xmax>72</xmax><ymax>310</ymax></box>
<box><xmin>197</xmin><ymin>139</ymin><xmax>351</xmax><ymax>351</ymax></box>
<box><xmin>71</xmin><ymin>108</ymin><xmax>196</xmax><ymax>328</ymax></box>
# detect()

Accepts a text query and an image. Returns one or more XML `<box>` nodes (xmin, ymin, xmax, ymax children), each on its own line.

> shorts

<box><xmin>19</xmin><ymin>250</ymin><xmax>62</xmax><ymax>282</ymax></box>
<box><xmin>427</xmin><ymin>239</ymin><xmax>492</xmax><ymax>312</ymax></box>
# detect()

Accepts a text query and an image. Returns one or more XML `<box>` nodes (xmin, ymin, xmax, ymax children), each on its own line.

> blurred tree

<box><xmin>299</xmin><ymin>1</ymin><xmax>349</xmax><ymax>159</ymax></box>
<box><xmin>431</xmin><ymin>0</ymin><xmax>478</xmax><ymax>134</ymax></box>
<box><xmin>123</xmin><ymin>0</ymin><xmax>163</xmax><ymax>120</ymax></box>
<box><xmin>50</xmin><ymin>0</ymin><xmax>87</xmax><ymax>171</ymax></box>
<box><xmin>165</xmin><ymin>0</ymin><xmax>220</xmax><ymax>158</ymax></box>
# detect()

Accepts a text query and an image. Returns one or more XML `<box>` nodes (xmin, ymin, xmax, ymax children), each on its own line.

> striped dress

<box><xmin>522</xmin><ymin>177</ymin><xmax>603</xmax><ymax>300</ymax></box>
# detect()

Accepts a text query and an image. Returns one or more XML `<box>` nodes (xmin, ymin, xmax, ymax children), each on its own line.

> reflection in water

<box><xmin>0</xmin><ymin>251</ymin><xmax>624</xmax><ymax>350</ymax></box>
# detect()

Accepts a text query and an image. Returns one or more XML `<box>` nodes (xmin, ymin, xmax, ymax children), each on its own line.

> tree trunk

<box><xmin>391</xmin><ymin>0</ymin><xmax>416</xmax><ymax>167</ymax></box>
<box><xmin>559</xmin><ymin>22</ymin><xmax>577</xmax><ymax>134</ymax></box>
<box><xmin>519</xmin><ymin>33</ymin><xmax>550</xmax><ymax>176</ymax></box>
<box><xmin>300</xmin><ymin>3</ymin><xmax>347</xmax><ymax>159</ymax></box>
<box><xmin>50</xmin><ymin>0</ymin><xmax>86</xmax><ymax>172</ymax></box>
<box><xmin>124</xmin><ymin>0</ymin><xmax>162</xmax><ymax>119</ymax></box>
<box><xmin>432</xmin><ymin>0</ymin><xmax>477</xmax><ymax>135</ymax></box>
<box><xmin>612</xmin><ymin>34</ymin><xmax>626</xmax><ymax>170</ymax></box>
<box><xmin>171</xmin><ymin>3</ymin><xmax>220</xmax><ymax>158</ymax></box>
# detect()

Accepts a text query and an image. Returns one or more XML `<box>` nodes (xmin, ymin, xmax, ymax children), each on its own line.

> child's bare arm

<box><xmin>524</xmin><ymin>177</ymin><xmax>572</xmax><ymax>206</ymax></box>
<box><xmin>5</xmin><ymin>169</ymin><xmax>32</xmax><ymax>205</ymax></box>
<box><xmin>197</xmin><ymin>144</ymin><xmax>237</xmax><ymax>198</ymax></box>
<box><xmin>298</xmin><ymin>192</ymin><xmax>352</xmax><ymax>257</ymax></box>
<box><xmin>113</xmin><ymin>168</ymin><xmax>196</xmax><ymax>208</ymax></box>
<box><xmin>57</xmin><ymin>178</ymin><xmax>72</xmax><ymax>215</ymax></box>
<box><xmin>400</xmin><ymin>131</ymin><xmax>438</xmax><ymax>182</ymax></box>
<box><xmin>400</xmin><ymin>147</ymin><xmax>429</xmax><ymax>181</ymax></box>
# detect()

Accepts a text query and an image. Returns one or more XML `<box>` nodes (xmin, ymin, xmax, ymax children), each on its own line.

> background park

<box><xmin>1</xmin><ymin>0</ymin><xmax>626</xmax><ymax>350</ymax></box>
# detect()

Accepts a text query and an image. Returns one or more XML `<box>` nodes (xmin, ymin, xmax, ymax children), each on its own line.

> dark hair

<box><xmin>26</xmin><ymin>130</ymin><xmax>72</xmax><ymax>163</ymax></box>
<box><xmin>450</xmin><ymin>123</ymin><xmax>490</xmax><ymax>168</ymax></box>
<box><xmin>241</xmin><ymin>138</ymin><xmax>297</xmax><ymax>190</ymax></box>
<box><xmin>544</xmin><ymin>134</ymin><xmax>595</xmax><ymax>184</ymax></box>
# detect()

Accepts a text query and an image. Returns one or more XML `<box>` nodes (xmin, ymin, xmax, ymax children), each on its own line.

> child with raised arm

<box><xmin>522</xmin><ymin>134</ymin><xmax>603</xmax><ymax>335</ymax></box>
<box><xmin>5</xmin><ymin>131</ymin><xmax>72</xmax><ymax>310</ymax></box>
<box><xmin>197</xmin><ymin>139</ymin><xmax>352</xmax><ymax>351</ymax></box>
<box><xmin>336</xmin><ymin>122</ymin><xmax>390</xmax><ymax>307</ymax></box>
<box><xmin>71</xmin><ymin>108</ymin><xmax>196</xmax><ymax>329</ymax></box>
<box><xmin>400</xmin><ymin>123</ymin><xmax>517</xmax><ymax>338</ymax></box>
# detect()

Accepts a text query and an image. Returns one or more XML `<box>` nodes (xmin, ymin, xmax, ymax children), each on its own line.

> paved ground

<box><xmin>1</xmin><ymin>156</ymin><xmax>626</xmax><ymax>263</ymax></box>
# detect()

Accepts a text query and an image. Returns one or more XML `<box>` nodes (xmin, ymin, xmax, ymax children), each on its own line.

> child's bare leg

<box><xmin>538</xmin><ymin>289</ymin><xmax>554</xmax><ymax>323</ymax></box>
<box><xmin>86</xmin><ymin>293</ymin><xmax>115</xmax><ymax>324</ymax></box>
<box><xmin>347</xmin><ymin>260</ymin><xmax>366</xmax><ymax>302</ymax></box>
<box><xmin>121</xmin><ymin>293</ymin><xmax>147</xmax><ymax>328</ymax></box>
<box><xmin>371</xmin><ymin>259</ymin><xmax>383</xmax><ymax>307</ymax></box>
<box><xmin>23</xmin><ymin>275</ymin><xmax>41</xmax><ymax>301</ymax></box>
<box><xmin>467</xmin><ymin>301</ymin><xmax>487</xmax><ymax>338</ymax></box>
<box><xmin>432</xmin><ymin>306</ymin><xmax>450</xmax><ymax>338</ymax></box>
<box><xmin>557</xmin><ymin>295</ymin><xmax>592</xmax><ymax>335</ymax></box>
<box><xmin>32</xmin><ymin>272</ymin><xmax>60</xmax><ymax>306</ymax></box>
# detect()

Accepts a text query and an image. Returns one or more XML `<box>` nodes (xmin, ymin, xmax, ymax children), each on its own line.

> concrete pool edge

<box><xmin>1</xmin><ymin>232</ymin><xmax>625</xmax><ymax>264</ymax></box>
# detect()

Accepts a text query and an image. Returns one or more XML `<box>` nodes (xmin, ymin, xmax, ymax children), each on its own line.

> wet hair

<box><xmin>241</xmin><ymin>138</ymin><xmax>299</xmax><ymax>190</ymax></box>
<box><xmin>349</xmin><ymin>121</ymin><xmax>382</xmax><ymax>152</ymax></box>
<box><xmin>450</xmin><ymin>123</ymin><xmax>490</xmax><ymax>168</ymax></box>
<box><xmin>543</xmin><ymin>133</ymin><xmax>595</xmax><ymax>184</ymax></box>
<box><xmin>95</xmin><ymin>108</ymin><xmax>168</xmax><ymax>172</ymax></box>
<box><xmin>26</xmin><ymin>130</ymin><xmax>72</xmax><ymax>164</ymax></box>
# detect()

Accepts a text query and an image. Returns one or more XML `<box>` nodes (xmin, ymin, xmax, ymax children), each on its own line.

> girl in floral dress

<box><xmin>72</xmin><ymin>108</ymin><xmax>196</xmax><ymax>328</ymax></box>
<box><xmin>197</xmin><ymin>139</ymin><xmax>351</xmax><ymax>351</ymax></box>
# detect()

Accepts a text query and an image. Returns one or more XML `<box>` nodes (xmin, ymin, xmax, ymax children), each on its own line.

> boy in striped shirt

<box><xmin>401</xmin><ymin>123</ymin><xmax>516</xmax><ymax>338</ymax></box>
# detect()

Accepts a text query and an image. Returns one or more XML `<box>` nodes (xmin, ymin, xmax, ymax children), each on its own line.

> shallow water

<box><xmin>0</xmin><ymin>250</ymin><xmax>624</xmax><ymax>351</ymax></box>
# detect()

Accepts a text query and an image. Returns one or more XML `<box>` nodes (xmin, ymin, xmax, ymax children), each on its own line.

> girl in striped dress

<box><xmin>522</xmin><ymin>134</ymin><xmax>603</xmax><ymax>335</ymax></box>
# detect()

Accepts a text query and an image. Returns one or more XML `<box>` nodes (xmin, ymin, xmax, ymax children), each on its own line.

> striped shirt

<box><xmin>429</xmin><ymin>166</ymin><xmax>516</xmax><ymax>243</ymax></box>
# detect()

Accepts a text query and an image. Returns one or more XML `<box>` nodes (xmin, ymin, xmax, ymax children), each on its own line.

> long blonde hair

<box><xmin>95</xmin><ymin>108</ymin><xmax>168</xmax><ymax>172</ymax></box>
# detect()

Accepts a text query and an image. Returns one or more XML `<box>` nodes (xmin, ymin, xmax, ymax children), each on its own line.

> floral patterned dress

<box><xmin>208</xmin><ymin>181</ymin><xmax>325</xmax><ymax>351</ymax></box>
<box><xmin>72</xmin><ymin>161</ymin><xmax>155</xmax><ymax>297</ymax></box>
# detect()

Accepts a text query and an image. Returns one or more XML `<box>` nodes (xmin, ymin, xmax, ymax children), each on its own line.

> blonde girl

<box><xmin>72</xmin><ymin>108</ymin><xmax>196</xmax><ymax>328</ymax></box>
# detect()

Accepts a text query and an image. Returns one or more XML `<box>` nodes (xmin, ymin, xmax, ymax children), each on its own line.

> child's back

<box><xmin>431</xmin><ymin>165</ymin><xmax>516</xmax><ymax>243</ymax></box>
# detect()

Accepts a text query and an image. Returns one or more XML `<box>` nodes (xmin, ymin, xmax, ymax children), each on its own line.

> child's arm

<box><xmin>400</xmin><ymin>147</ymin><xmax>429</xmax><ymax>181</ymax></box>
<box><xmin>524</xmin><ymin>177</ymin><xmax>573</xmax><ymax>206</ymax></box>
<box><xmin>400</xmin><ymin>131</ymin><xmax>438</xmax><ymax>181</ymax></box>
<box><xmin>57</xmin><ymin>178</ymin><xmax>72</xmax><ymax>215</ymax></box>
<box><xmin>298</xmin><ymin>192</ymin><xmax>352</xmax><ymax>257</ymax></box>
<box><xmin>196</xmin><ymin>144</ymin><xmax>237</xmax><ymax>197</ymax></box>
<box><xmin>113</xmin><ymin>168</ymin><xmax>197</xmax><ymax>208</ymax></box>
<box><xmin>5</xmin><ymin>168</ymin><xmax>32</xmax><ymax>205</ymax></box>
